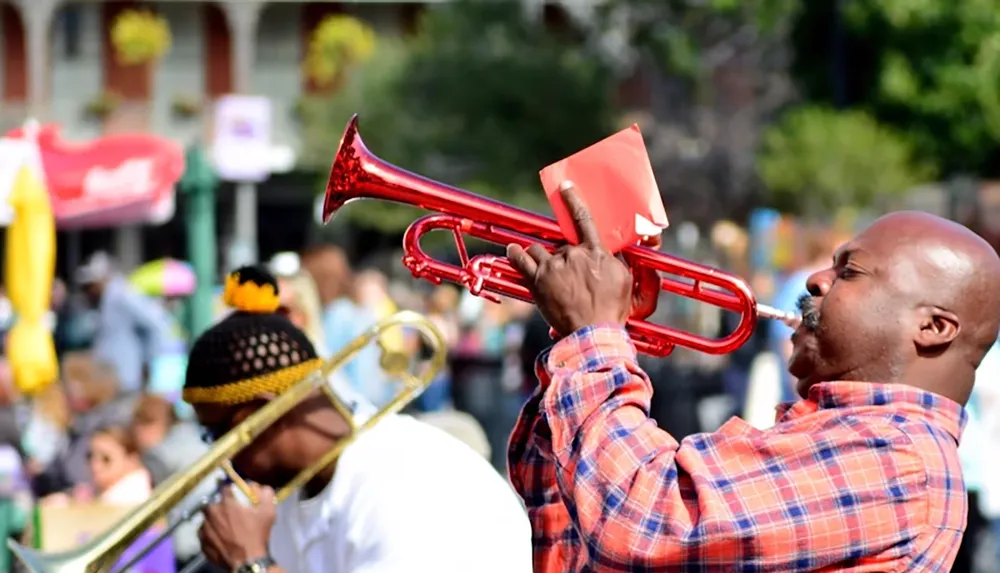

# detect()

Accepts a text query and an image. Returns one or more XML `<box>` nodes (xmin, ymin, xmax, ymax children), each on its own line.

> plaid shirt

<box><xmin>507</xmin><ymin>324</ymin><xmax>968</xmax><ymax>572</ymax></box>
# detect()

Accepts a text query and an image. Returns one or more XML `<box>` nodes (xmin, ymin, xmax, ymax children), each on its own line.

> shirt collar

<box><xmin>775</xmin><ymin>381</ymin><xmax>967</xmax><ymax>441</ymax></box>
<box><xmin>534</xmin><ymin>348</ymin><xmax>554</xmax><ymax>389</ymax></box>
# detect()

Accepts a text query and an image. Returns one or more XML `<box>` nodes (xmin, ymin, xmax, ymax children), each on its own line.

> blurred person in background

<box><xmin>22</xmin><ymin>383</ymin><xmax>70</xmax><ymax>477</ymax></box>
<box><xmin>711</xmin><ymin>222</ymin><xmax>769</xmax><ymax>418</ymax></box>
<box><xmin>40</xmin><ymin>425</ymin><xmax>151</xmax><ymax>507</ymax></box>
<box><xmin>131</xmin><ymin>393</ymin><xmax>215</xmax><ymax>568</ymax></box>
<box><xmin>269</xmin><ymin>253</ymin><xmax>328</xmax><ymax>354</ymax></box>
<box><xmin>451</xmin><ymin>292</ymin><xmax>514</xmax><ymax>469</ymax></box>
<box><xmin>49</xmin><ymin>278</ymin><xmax>68</xmax><ymax>355</ymax></box>
<box><xmin>75</xmin><ymin>251</ymin><xmax>173</xmax><ymax>394</ymax></box>
<box><xmin>0</xmin><ymin>359</ymin><xmax>23</xmax><ymax>463</ymax></box>
<box><xmin>131</xmin><ymin>394</ymin><xmax>208</xmax><ymax>486</ymax></box>
<box><xmin>955</xmin><ymin>338</ymin><xmax>993</xmax><ymax>572</ymax></box>
<box><xmin>968</xmin><ymin>338</ymin><xmax>1000</xmax><ymax>570</ymax></box>
<box><xmin>0</xmin><ymin>357</ymin><xmax>30</xmax><ymax>573</ymax></box>
<box><xmin>33</xmin><ymin>353</ymin><xmax>135</xmax><ymax>497</ymax></box>
<box><xmin>416</xmin><ymin>285</ymin><xmax>460</xmax><ymax>412</ymax></box>
<box><xmin>85</xmin><ymin>426</ymin><xmax>151</xmax><ymax>505</ymax></box>
<box><xmin>300</xmin><ymin>245</ymin><xmax>388</xmax><ymax>405</ymax></box>
<box><xmin>520</xmin><ymin>308</ymin><xmax>552</xmax><ymax>397</ymax></box>
<box><xmin>355</xmin><ymin>269</ymin><xmax>408</xmax><ymax>363</ymax></box>
<box><xmin>355</xmin><ymin>269</ymin><xmax>399</xmax><ymax>325</ymax></box>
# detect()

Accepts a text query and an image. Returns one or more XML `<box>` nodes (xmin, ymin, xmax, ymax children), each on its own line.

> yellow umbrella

<box><xmin>5</xmin><ymin>164</ymin><xmax>57</xmax><ymax>396</ymax></box>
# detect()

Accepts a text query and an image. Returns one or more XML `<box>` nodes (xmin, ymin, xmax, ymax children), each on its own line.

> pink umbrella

<box><xmin>129</xmin><ymin>258</ymin><xmax>196</xmax><ymax>298</ymax></box>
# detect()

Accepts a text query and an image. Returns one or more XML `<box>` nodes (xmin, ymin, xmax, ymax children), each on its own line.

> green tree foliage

<box><xmin>581</xmin><ymin>0</ymin><xmax>802</xmax><ymax>221</ymax></box>
<box><xmin>591</xmin><ymin>0</ymin><xmax>801</xmax><ymax>80</ymax></box>
<box><xmin>304</xmin><ymin>1</ymin><xmax>620</xmax><ymax>233</ymax></box>
<box><xmin>758</xmin><ymin>106</ymin><xmax>936</xmax><ymax>215</ymax></box>
<box><xmin>397</xmin><ymin>2</ymin><xmax>619</xmax><ymax>207</ymax></box>
<box><xmin>297</xmin><ymin>38</ymin><xmax>430</xmax><ymax>233</ymax></box>
<box><xmin>792</xmin><ymin>0</ymin><xmax>1000</xmax><ymax>177</ymax></box>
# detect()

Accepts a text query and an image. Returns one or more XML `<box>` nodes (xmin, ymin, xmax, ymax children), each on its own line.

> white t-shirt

<box><xmin>268</xmin><ymin>413</ymin><xmax>532</xmax><ymax>573</ymax></box>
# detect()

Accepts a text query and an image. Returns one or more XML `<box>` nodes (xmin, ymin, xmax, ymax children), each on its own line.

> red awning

<box><xmin>3</xmin><ymin>124</ymin><xmax>184</xmax><ymax>229</ymax></box>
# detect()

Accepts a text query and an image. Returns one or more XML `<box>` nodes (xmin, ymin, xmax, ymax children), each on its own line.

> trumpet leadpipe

<box><xmin>757</xmin><ymin>304</ymin><xmax>800</xmax><ymax>328</ymax></box>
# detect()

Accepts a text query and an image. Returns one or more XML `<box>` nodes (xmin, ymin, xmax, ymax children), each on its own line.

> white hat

<box><xmin>268</xmin><ymin>252</ymin><xmax>301</xmax><ymax>278</ymax></box>
<box><xmin>75</xmin><ymin>251</ymin><xmax>115</xmax><ymax>285</ymax></box>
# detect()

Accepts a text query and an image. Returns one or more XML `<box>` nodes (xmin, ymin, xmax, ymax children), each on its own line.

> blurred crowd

<box><xmin>0</xmin><ymin>229</ymin><xmax>995</xmax><ymax>571</ymax></box>
<box><xmin>0</xmin><ymin>242</ymin><xmax>545</xmax><ymax>571</ymax></box>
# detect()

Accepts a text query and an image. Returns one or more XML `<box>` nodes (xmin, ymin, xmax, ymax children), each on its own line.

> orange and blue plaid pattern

<box><xmin>507</xmin><ymin>324</ymin><xmax>968</xmax><ymax>572</ymax></box>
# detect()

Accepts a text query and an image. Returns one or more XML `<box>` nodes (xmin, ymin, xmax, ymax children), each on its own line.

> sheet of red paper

<box><xmin>539</xmin><ymin>124</ymin><xmax>668</xmax><ymax>254</ymax></box>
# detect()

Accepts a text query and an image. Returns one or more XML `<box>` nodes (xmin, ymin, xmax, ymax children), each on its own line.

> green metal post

<box><xmin>179</xmin><ymin>144</ymin><xmax>219</xmax><ymax>338</ymax></box>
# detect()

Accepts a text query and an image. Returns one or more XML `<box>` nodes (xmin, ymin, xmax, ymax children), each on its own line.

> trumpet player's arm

<box><xmin>539</xmin><ymin>324</ymin><xmax>930</xmax><ymax>570</ymax></box>
<box><xmin>507</xmin><ymin>348</ymin><xmax>580</xmax><ymax>573</ymax></box>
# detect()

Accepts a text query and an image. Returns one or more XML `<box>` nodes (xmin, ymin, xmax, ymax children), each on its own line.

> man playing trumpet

<box><xmin>186</xmin><ymin>266</ymin><xmax>531</xmax><ymax>573</ymax></box>
<box><xmin>507</xmin><ymin>181</ymin><xmax>1000</xmax><ymax>571</ymax></box>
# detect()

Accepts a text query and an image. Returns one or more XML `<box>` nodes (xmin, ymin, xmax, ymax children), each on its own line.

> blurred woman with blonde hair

<box><xmin>269</xmin><ymin>251</ymin><xmax>328</xmax><ymax>354</ymax></box>
<box><xmin>279</xmin><ymin>272</ymin><xmax>328</xmax><ymax>355</ymax></box>
<box><xmin>355</xmin><ymin>269</ymin><xmax>406</xmax><ymax>357</ymax></box>
<box><xmin>23</xmin><ymin>383</ymin><xmax>71</xmax><ymax>475</ymax></box>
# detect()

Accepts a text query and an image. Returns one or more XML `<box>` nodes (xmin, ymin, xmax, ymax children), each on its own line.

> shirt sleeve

<box><xmin>506</xmin><ymin>351</ymin><xmax>579</xmax><ymax>573</ymax></box>
<box><xmin>121</xmin><ymin>290</ymin><xmax>167</xmax><ymax>360</ymax></box>
<box><xmin>542</xmin><ymin>325</ymin><xmax>930</xmax><ymax>570</ymax></box>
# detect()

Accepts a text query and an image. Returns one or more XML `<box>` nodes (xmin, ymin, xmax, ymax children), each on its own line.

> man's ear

<box><xmin>915</xmin><ymin>307</ymin><xmax>960</xmax><ymax>350</ymax></box>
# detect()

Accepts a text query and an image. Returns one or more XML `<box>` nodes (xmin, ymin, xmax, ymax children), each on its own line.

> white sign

<box><xmin>83</xmin><ymin>159</ymin><xmax>155</xmax><ymax>199</ymax></box>
<box><xmin>211</xmin><ymin>95</ymin><xmax>273</xmax><ymax>182</ymax></box>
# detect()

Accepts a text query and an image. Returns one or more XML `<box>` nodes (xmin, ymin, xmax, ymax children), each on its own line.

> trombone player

<box><xmin>186</xmin><ymin>266</ymin><xmax>531</xmax><ymax>573</ymax></box>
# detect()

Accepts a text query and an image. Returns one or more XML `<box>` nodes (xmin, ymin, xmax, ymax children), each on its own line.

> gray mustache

<box><xmin>796</xmin><ymin>294</ymin><xmax>820</xmax><ymax>331</ymax></box>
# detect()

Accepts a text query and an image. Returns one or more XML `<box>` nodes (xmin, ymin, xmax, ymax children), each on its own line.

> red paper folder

<box><xmin>539</xmin><ymin>124</ymin><xmax>668</xmax><ymax>254</ymax></box>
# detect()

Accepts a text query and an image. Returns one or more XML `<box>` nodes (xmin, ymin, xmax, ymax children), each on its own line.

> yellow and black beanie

<box><xmin>183</xmin><ymin>265</ymin><xmax>322</xmax><ymax>405</ymax></box>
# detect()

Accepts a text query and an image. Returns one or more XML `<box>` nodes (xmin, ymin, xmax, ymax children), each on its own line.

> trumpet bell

<box><xmin>322</xmin><ymin>114</ymin><xmax>362</xmax><ymax>222</ymax></box>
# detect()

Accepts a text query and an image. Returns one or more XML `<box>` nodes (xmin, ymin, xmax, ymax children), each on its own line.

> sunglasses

<box><xmin>85</xmin><ymin>450</ymin><xmax>113</xmax><ymax>466</ymax></box>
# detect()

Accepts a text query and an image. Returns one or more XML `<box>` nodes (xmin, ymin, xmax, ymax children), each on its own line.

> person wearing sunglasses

<box><xmin>86</xmin><ymin>426</ymin><xmax>151</xmax><ymax>505</ymax></box>
<box><xmin>185</xmin><ymin>266</ymin><xmax>531</xmax><ymax>573</ymax></box>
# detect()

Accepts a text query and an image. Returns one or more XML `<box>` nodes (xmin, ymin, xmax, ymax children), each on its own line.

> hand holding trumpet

<box><xmin>507</xmin><ymin>181</ymin><xmax>635</xmax><ymax>336</ymax></box>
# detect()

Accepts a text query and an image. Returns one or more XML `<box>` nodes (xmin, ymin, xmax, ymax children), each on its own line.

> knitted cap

<box><xmin>183</xmin><ymin>265</ymin><xmax>321</xmax><ymax>405</ymax></box>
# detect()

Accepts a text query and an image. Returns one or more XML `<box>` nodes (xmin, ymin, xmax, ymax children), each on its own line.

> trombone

<box><xmin>9</xmin><ymin>310</ymin><xmax>446</xmax><ymax>573</ymax></box>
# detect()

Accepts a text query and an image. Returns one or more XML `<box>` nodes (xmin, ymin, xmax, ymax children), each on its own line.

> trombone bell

<box><xmin>8</xmin><ymin>543</ymin><xmax>95</xmax><ymax>573</ymax></box>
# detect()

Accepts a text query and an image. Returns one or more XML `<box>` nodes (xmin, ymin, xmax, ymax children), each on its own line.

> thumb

<box><xmin>258</xmin><ymin>485</ymin><xmax>277</xmax><ymax>505</ymax></box>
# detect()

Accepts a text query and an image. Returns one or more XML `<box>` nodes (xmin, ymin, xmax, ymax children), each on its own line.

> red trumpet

<box><xmin>323</xmin><ymin>115</ymin><xmax>794</xmax><ymax>357</ymax></box>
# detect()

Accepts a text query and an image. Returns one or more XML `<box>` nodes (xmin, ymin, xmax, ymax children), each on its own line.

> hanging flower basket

<box><xmin>83</xmin><ymin>91</ymin><xmax>122</xmax><ymax>120</ymax></box>
<box><xmin>170</xmin><ymin>93</ymin><xmax>202</xmax><ymax>119</ymax></box>
<box><xmin>303</xmin><ymin>15</ymin><xmax>376</xmax><ymax>89</ymax></box>
<box><xmin>111</xmin><ymin>9</ymin><xmax>172</xmax><ymax>66</ymax></box>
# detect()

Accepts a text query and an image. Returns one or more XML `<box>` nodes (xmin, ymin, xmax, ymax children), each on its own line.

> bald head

<box><xmin>872</xmin><ymin>211</ymin><xmax>1000</xmax><ymax>363</ymax></box>
<box><xmin>788</xmin><ymin>211</ymin><xmax>1000</xmax><ymax>404</ymax></box>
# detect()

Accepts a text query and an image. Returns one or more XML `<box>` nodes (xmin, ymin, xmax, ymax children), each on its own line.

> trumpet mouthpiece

<box><xmin>757</xmin><ymin>304</ymin><xmax>800</xmax><ymax>328</ymax></box>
